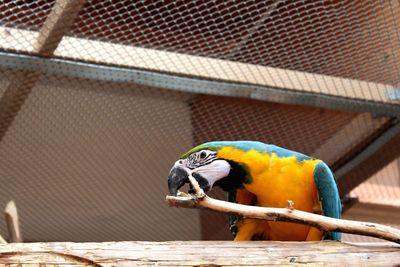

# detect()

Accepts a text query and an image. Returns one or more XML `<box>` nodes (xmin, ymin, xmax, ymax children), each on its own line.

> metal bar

<box><xmin>0</xmin><ymin>51</ymin><xmax>399</xmax><ymax>118</ymax></box>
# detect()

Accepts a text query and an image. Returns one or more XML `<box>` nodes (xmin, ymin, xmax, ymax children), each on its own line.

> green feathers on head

<box><xmin>180</xmin><ymin>143</ymin><xmax>220</xmax><ymax>159</ymax></box>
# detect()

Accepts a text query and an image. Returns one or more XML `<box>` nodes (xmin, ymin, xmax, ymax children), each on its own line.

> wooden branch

<box><xmin>166</xmin><ymin>174</ymin><xmax>400</xmax><ymax>244</ymax></box>
<box><xmin>0</xmin><ymin>241</ymin><xmax>398</xmax><ymax>266</ymax></box>
<box><xmin>4</xmin><ymin>201</ymin><xmax>22</xmax><ymax>243</ymax></box>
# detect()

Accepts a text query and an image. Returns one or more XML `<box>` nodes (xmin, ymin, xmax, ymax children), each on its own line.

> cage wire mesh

<box><xmin>0</xmin><ymin>0</ymin><xmax>399</xmax><ymax>242</ymax></box>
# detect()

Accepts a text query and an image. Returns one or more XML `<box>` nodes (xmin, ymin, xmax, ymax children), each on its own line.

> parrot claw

<box><xmin>177</xmin><ymin>191</ymin><xmax>190</xmax><ymax>197</ymax></box>
<box><xmin>287</xmin><ymin>200</ymin><xmax>295</xmax><ymax>210</ymax></box>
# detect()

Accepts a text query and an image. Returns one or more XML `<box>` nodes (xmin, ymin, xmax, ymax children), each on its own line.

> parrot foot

<box><xmin>177</xmin><ymin>191</ymin><xmax>190</xmax><ymax>197</ymax></box>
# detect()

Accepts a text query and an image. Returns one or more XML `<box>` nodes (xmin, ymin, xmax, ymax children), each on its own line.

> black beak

<box><xmin>168</xmin><ymin>166</ymin><xmax>189</xmax><ymax>196</ymax></box>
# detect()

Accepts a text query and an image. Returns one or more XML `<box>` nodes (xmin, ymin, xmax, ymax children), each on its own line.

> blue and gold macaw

<box><xmin>168</xmin><ymin>141</ymin><xmax>341</xmax><ymax>241</ymax></box>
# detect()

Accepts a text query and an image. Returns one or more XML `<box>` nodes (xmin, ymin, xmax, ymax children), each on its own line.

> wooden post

<box><xmin>0</xmin><ymin>241</ymin><xmax>398</xmax><ymax>266</ymax></box>
<box><xmin>4</xmin><ymin>201</ymin><xmax>22</xmax><ymax>243</ymax></box>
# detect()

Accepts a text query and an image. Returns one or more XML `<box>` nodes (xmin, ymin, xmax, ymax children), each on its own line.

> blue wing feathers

<box><xmin>314</xmin><ymin>162</ymin><xmax>342</xmax><ymax>240</ymax></box>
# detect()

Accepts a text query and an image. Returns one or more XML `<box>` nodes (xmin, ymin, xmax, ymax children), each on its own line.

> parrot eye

<box><xmin>186</xmin><ymin>150</ymin><xmax>217</xmax><ymax>169</ymax></box>
<box><xmin>200</xmin><ymin>151</ymin><xmax>207</xmax><ymax>159</ymax></box>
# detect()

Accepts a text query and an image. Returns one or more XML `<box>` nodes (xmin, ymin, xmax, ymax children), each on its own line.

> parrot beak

<box><xmin>168</xmin><ymin>166</ymin><xmax>189</xmax><ymax>196</ymax></box>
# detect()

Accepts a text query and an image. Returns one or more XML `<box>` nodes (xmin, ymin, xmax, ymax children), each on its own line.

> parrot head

<box><xmin>168</xmin><ymin>141</ymin><xmax>252</xmax><ymax>196</ymax></box>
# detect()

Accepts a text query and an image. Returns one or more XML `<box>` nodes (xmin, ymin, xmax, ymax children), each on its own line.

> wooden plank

<box><xmin>0</xmin><ymin>25</ymin><xmax>394</xmax><ymax>105</ymax></box>
<box><xmin>0</xmin><ymin>241</ymin><xmax>398</xmax><ymax>266</ymax></box>
<box><xmin>53</xmin><ymin>36</ymin><xmax>395</xmax><ymax>104</ymax></box>
<box><xmin>0</xmin><ymin>0</ymin><xmax>84</xmax><ymax>141</ymax></box>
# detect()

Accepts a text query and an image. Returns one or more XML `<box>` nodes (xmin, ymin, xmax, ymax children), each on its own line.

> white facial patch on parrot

<box><xmin>170</xmin><ymin>150</ymin><xmax>231</xmax><ymax>190</ymax></box>
<box><xmin>170</xmin><ymin>158</ymin><xmax>191</xmax><ymax>174</ymax></box>
<box><xmin>193</xmin><ymin>159</ymin><xmax>231</xmax><ymax>188</ymax></box>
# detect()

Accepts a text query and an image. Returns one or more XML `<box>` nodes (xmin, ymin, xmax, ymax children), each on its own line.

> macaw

<box><xmin>168</xmin><ymin>141</ymin><xmax>341</xmax><ymax>241</ymax></box>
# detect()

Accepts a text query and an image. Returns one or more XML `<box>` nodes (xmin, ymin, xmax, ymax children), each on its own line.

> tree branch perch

<box><xmin>166</xmin><ymin>174</ymin><xmax>400</xmax><ymax>244</ymax></box>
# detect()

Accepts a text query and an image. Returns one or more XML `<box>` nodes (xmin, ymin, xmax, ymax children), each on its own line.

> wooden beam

<box><xmin>0</xmin><ymin>241</ymin><xmax>398</xmax><ymax>266</ymax></box>
<box><xmin>0</xmin><ymin>25</ymin><xmax>394</xmax><ymax>105</ymax></box>
<box><xmin>0</xmin><ymin>71</ymin><xmax>41</xmax><ymax>141</ymax></box>
<box><xmin>34</xmin><ymin>0</ymin><xmax>85</xmax><ymax>56</ymax></box>
<box><xmin>0</xmin><ymin>0</ymin><xmax>84</xmax><ymax>141</ymax></box>
<box><xmin>36</xmin><ymin>34</ymin><xmax>400</xmax><ymax>104</ymax></box>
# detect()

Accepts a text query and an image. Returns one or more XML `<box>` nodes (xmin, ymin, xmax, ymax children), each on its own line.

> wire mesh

<box><xmin>0</xmin><ymin>68</ymin><xmax>201</xmax><ymax>241</ymax></box>
<box><xmin>350</xmin><ymin>158</ymin><xmax>400</xmax><ymax>207</ymax></box>
<box><xmin>343</xmin><ymin>158</ymin><xmax>400</xmax><ymax>243</ymax></box>
<box><xmin>0</xmin><ymin>0</ymin><xmax>54</xmax><ymax>31</ymax></box>
<box><xmin>1</xmin><ymin>1</ymin><xmax>400</xmax><ymax>101</ymax></box>
<box><xmin>63</xmin><ymin>0</ymin><xmax>400</xmax><ymax>88</ymax></box>
<box><xmin>0</xmin><ymin>1</ymin><xmax>399</xmax><ymax>242</ymax></box>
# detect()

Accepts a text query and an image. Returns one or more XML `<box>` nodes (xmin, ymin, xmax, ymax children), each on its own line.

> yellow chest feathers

<box><xmin>217</xmin><ymin>147</ymin><xmax>321</xmax><ymax>212</ymax></box>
